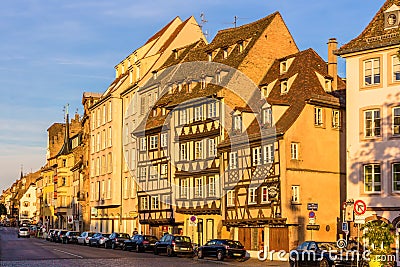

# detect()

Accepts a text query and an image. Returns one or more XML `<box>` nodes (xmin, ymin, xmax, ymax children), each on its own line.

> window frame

<box><xmin>364</xmin><ymin>109</ymin><xmax>381</xmax><ymax>138</ymax></box>
<box><xmin>194</xmin><ymin>177</ymin><xmax>203</xmax><ymax>198</ymax></box>
<box><xmin>393</xmin><ymin>107</ymin><xmax>400</xmax><ymax>136</ymax></box>
<box><xmin>314</xmin><ymin>107</ymin><xmax>323</xmax><ymax>126</ymax></box>
<box><xmin>229</xmin><ymin>151</ymin><xmax>238</xmax><ymax>169</ymax></box>
<box><xmin>291</xmin><ymin>143</ymin><xmax>299</xmax><ymax>160</ymax></box>
<box><xmin>227</xmin><ymin>190</ymin><xmax>235</xmax><ymax>207</ymax></box>
<box><xmin>291</xmin><ymin>185</ymin><xmax>300</xmax><ymax>204</ymax></box>
<box><xmin>248</xmin><ymin>187</ymin><xmax>257</xmax><ymax>204</ymax></box>
<box><xmin>261</xmin><ymin>186</ymin><xmax>270</xmax><ymax>203</ymax></box>
<box><xmin>363</xmin><ymin>58</ymin><xmax>381</xmax><ymax>86</ymax></box>
<box><xmin>149</xmin><ymin>135</ymin><xmax>158</xmax><ymax>150</ymax></box>
<box><xmin>363</xmin><ymin>164</ymin><xmax>381</xmax><ymax>193</ymax></box>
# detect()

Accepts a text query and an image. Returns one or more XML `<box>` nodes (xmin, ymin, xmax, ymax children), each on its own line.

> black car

<box><xmin>105</xmin><ymin>232</ymin><xmax>130</xmax><ymax>249</ymax></box>
<box><xmin>197</xmin><ymin>239</ymin><xmax>246</xmax><ymax>261</ymax></box>
<box><xmin>62</xmin><ymin>231</ymin><xmax>80</xmax><ymax>244</ymax></box>
<box><xmin>289</xmin><ymin>241</ymin><xmax>367</xmax><ymax>267</ymax></box>
<box><xmin>55</xmin><ymin>230</ymin><xmax>69</xmax><ymax>243</ymax></box>
<box><xmin>154</xmin><ymin>234</ymin><xmax>193</xmax><ymax>257</ymax></box>
<box><xmin>123</xmin><ymin>234</ymin><xmax>158</xmax><ymax>252</ymax></box>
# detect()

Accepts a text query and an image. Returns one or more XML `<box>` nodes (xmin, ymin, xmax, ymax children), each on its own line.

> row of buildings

<box><xmin>2</xmin><ymin>0</ymin><xmax>400</xmax><ymax>260</ymax></box>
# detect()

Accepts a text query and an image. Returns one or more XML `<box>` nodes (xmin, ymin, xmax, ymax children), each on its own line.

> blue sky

<box><xmin>0</xmin><ymin>0</ymin><xmax>385</xmax><ymax>191</ymax></box>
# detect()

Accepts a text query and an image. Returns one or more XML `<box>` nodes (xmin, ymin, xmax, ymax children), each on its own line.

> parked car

<box><xmin>123</xmin><ymin>234</ymin><xmax>158</xmax><ymax>252</ymax></box>
<box><xmin>18</xmin><ymin>227</ymin><xmax>30</xmax><ymax>238</ymax></box>
<box><xmin>105</xmin><ymin>232</ymin><xmax>130</xmax><ymax>249</ymax></box>
<box><xmin>77</xmin><ymin>231</ymin><xmax>95</xmax><ymax>245</ymax></box>
<box><xmin>55</xmin><ymin>230</ymin><xmax>69</xmax><ymax>243</ymax></box>
<box><xmin>197</xmin><ymin>239</ymin><xmax>246</xmax><ymax>261</ymax></box>
<box><xmin>289</xmin><ymin>241</ymin><xmax>368</xmax><ymax>267</ymax></box>
<box><xmin>154</xmin><ymin>234</ymin><xmax>193</xmax><ymax>257</ymax></box>
<box><xmin>88</xmin><ymin>233</ymin><xmax>110</xmax><ymax>247</ymax></box>
<box><xmin>62</xmin><ymin>231</ymin><xmax>80</xmax><ymax>244</ymax></box>
<box><xmin>29</xmin><ymin>225</ymin><xmax>38</xmax><ymax>236</ymax></box>
<box><xmin>50</xmin><ymin>229</ymin><xmax>61</xmax><ymax>242</ymax></box>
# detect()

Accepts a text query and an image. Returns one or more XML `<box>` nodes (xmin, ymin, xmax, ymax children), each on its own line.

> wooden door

<box><xmin>269</xmin><ymin>227</ymin><xmax>289</xmax><ymax>251</ymax></box>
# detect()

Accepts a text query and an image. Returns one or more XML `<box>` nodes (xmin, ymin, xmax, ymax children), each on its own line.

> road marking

<box><xmin>53</xmin><ymin>249</ymin><xmax>83</xmax><ymax>258</ymax></box>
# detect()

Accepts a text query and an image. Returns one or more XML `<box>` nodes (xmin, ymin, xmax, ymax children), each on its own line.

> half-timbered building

<box><xmin>220</xmin><ymin>46</ymin><xmax>346</xmax><ymax>254</ymax></box>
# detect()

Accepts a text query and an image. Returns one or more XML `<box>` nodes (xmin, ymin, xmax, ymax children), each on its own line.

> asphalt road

<box><xmin>0</xmin><ymin>227</ymin><xmax>289</xmax><ymax>267</ymax></box>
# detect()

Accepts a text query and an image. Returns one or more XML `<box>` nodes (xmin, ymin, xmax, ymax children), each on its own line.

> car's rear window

<box><xmin>88</xmin><ymin>232</ymin><xmax>94</xmax><ymax>237</ymax></box>
<box><xmin>145</xmin><ymin>236</ymin><xmax>158</xmax><ymax>242</ymax></box>
<box><xmin>227</xmin><ymin>240</ymin><xmax>243</xmax><ymax>248</ymax></box>
<box><xmin>119</xmin><ymin>233</ymin><xmax>130</xmax><ymax>238</ymax></box>
<box><xmin>20</xmin><ymin>228</ymin><xmax>28</xmax><ymax>231</ymax></box>
<box><xmin>174</xmin><ymin>236</ymin><xmax>191</xmax><ymax>243</ymax></box>
<box><xmin>102</xmin><ymin>234</ymin><xmax>110</xmax><ymax>237</ymax></box>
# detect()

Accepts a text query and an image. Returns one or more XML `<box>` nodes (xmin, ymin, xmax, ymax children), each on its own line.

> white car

<box><xmin>18</xmin><ymin>227</ymin><xmax>30</xmax><ymax>238</ymax></box>
<box><xmin>77</xmin><ymin>231</ymin><xmax>95</xmax><ymax>245</ymax></box>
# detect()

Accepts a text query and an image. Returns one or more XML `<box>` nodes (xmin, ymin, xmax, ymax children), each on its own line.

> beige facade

<box><xmin>336</xmin><ymin>1</ymin><xmax>400</xmax><ymax>263</ymax></box>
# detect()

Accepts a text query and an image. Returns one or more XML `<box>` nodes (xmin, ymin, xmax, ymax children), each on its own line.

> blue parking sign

<box><xmin>342</xmin><ymin>222</ymin><xmax>348</xmax><ymax>232</ymax></box>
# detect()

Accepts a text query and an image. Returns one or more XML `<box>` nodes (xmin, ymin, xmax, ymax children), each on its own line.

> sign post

<box><xmin>353</xmin><ymin>200</ymin><xmax>367</xmax><ymax>267</ymax></box>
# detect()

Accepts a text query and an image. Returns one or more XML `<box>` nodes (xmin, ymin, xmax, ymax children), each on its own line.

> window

<box><xmin>208</xmin><ymin>52</ymin><xmax>212</xmax><ymax>62</ymax></box>
<box><xmin>180</xmin><ymin>109</ymin><xmax>187</xmax><ymax>125</ymax></box>
<box><xmin>227</xmin><ymin>190</ymin><xmax>234</xmax><ymax>207</ymax></box>
<box><xmin>194</xmin><ymin>177</ymin><xmax>203</xmax><ymax>198</ymax></box>
<box><xmin>108</xmin><ymin>127</ymin><xmax>112</xmax><ymax>147</ymax></box>
<box><xmin>280</xmin><ymin>61</ymin><xmax>287</xmax><ymax>73</ymax></box>
<box><xmin>262</xmin><ymin>108</ymin><xmax>272</xmax><ymax>127</ymax></box>
<box><xmin>140</xmin><ymin>137</ymin><xmax>147</xmax><ymax>151</ymax></box>
<box><xmin>248</xmin><ymin>188</ymin><xmax>257</xmax><ymax>204</ymax></box>
<box><xmin>392</xmin><ymin>55</ymin><xmax>400</xmax><ymax>82</ymax></box>
<box><xmin>314</xmin><ymin>107</ymin><xmax>323</xmax><ymax>126</ymax></box>
<box><xmin>150</xmin><ymin>135</ymin><xmax>158</xmax><ymax>150</ymax></box>
<box><xmin>229</xmin><ymin>152</ymin><xmax>238</xmax><ymax>169</ymax></box>
<box><xmin>194</xmin><ymin>106</ymin><xmax>203</xmax><ymax>121</ymax></box>
<box><xmin>393</xmin><ymin>107</ymin><xmax>400</xmax><ymax>135</ymax></box>
<box><xmin>261</xmin><ymin>187</ymin><xmax>269</xmax><ymax>203</ymax></box>
<box><xmin>364</xmin><ymin>164</ymin><xmax>381</xmax><ymax>193</ymax></box>
<box><xmin>160</xmin><ymin>133</ymin><xmax>168</xmax><ymax>148</ymax></box>
<box><xmin>180</xmin><ymin>179</ymin><xmax>188</xmax><ymax>198</ymax></box>
<box><xmin>208</xmin><ymin>139</ymin><xmax>216</xmax><ymax>157</ymax></box>
<box><xmin>180</xmin><ymin>143</ymin><xmax>188</xmax><ymax>161</ymax></box>
<box><xmin>332</xmin><ymin>110</ymin><xmax>341</xmax><ymax>128</ymax></box>
<box><xmin>151</xmin><ymin>196</ymin><xmax>159</xmax><ymax>209</ymax></box>
<box><xmin>208</xmin><ymin>176</ymin><xmax>216</xmax><ymax>197</ymax></box>
<box><xmin>325</xmin><ymin>78</ymin><xmax>332</xmax><ymax>91</ymax></box>
<box><xmin>140</xmin><ymin>97</ymin><xmax>146</xmax><ymax>115</ymax></box>
<box><xmin>140</xmin><ymin>197</ymin><xmax>148</xmax><ymax>210</ymax></box>
<box><xmin>291</xmin><ymin>185</ymin><xmax>300</xmax><ymax>203</ymax></box>
<box><xmin>150</xmin><ymin>165</ymin><xmax>158</xmax><ymax>180</ymax></box>
<box><xmin>139</xmin><ymin>167</ymin><xmax>147</xmax><ymax>181</ymax></box>
<box><xmin>263</xmin><ymin>144</ymin><xmax>274</xmax><ymax>164</ymax></box>
<box><xmin>393</xmin><ymin>163</ymin><xmax>400</xmax><ymax>192</ymax></box>
<box><xmin>291</xmin><ymin>143</ymin><xmax>299</xmax><ymax>160</ymax></box>
<box><xmin>252</xmin><ymin>147</ymin><xmax>262</xmax><ymax>166</ymax></box>
<box><xmin>233</xmin><ymin>115</ymin><xmax>242</xmax><ymax>132</ymax></box>
<box><xmin>160</xmin><ymin>164</ymin><xmax>168</xmax><ymax>178</ymax></box>
<box><xmin>108</xmin><ymin>101</ymin><xmax>112</xmax><ymax>122</ymax></box>
<box><xmin>281</xmin><ymin>79</ymin><xmax>288</xmax><ymax>94</ymax></box>
<box><xmin>195</xmin><ymin>140</ymin><xmax>203</xmax><ymax>160</ymax></box>
<box><xmin>208</xmin><ymin>102</ymin><xmax>217</xmax><ymax>118</ymax></box>
<box><xmin>223</xmin><ymin>48</ymin><xmax>228</xmax><ymax>59</ymax></box>
<box><xmin>123</xmin><ymin>177</ymin><xmax>129</xmax><ymax>199</ymax></box>
<box><xmin>107</xmin><ymin>179</ymin><xmax>111</xmax><ymax>199</ymax></box>
<box><xmin>364</xmin><ymin>109</ymin><xmax>381</xmax><ymax>137</ymax></box>
<box><xmin>238</xmin><ymin>42</ymin><xmax>244</xmax><ymax>53</ymax></box>
<box><xmin>364</xmin><ymin>58</ymin><xmax>380</xmax><ymax>86</ymax></box>
<box><xmin>107</xmin><ymin>152</ymin><xmax>112</xmax><ymax>173</ymax></box>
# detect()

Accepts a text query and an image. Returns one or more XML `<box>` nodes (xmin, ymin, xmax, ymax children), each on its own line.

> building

<box><xmin>336</xmin><ymin>0</ymin><xmax>400</xmax><ymax>263</ymax></box>
<box><xmin>19</xmin><ymin>182</ymin><xmax>37</xmax><ymax>223</ymax></box>
<box><xmin>89</xmin><ymin>16</ymin><xmax>206</xmax><ymax>235</ymax></box>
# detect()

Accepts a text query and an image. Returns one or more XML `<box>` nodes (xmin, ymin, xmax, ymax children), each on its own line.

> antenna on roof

<box><xmin>199</xmin><ymin>12</ymin><xmax>209</xmax><ymax>40</ymax></box>
<box><xmin>232</xmin><ymin>16</ymin><xmax>249</xmax><ymax>28</ymax></box>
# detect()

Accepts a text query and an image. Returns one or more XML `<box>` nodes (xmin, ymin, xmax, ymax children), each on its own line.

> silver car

<box><xmin>77</xmin><ymin>231</ymin><xmax>95</xmax><ymax>245</ymax></box>
<box><xmin>18</xmin><ymin>227</ymin><xmax>30</xmax><ymax>238</ymax></box>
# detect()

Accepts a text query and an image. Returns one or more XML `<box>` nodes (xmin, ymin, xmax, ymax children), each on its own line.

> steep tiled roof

<box><xmin>144</xmin><ymin>16</ymin><xmax>180</xmax><ymax>45</ymax></box>
<box><xmin>158</xmin><ymin>17</ymin><xmax>191</xmax><ymax>54</ymax></box>
<box><xmin>336</xmin><ymin>0</ymin><xmax>400</xmax><ymax>55</ymax></box>
<box><xmin>260</xmin><ymin>48</ymin><xmax>345</xmax><ymax>134</ymax></box>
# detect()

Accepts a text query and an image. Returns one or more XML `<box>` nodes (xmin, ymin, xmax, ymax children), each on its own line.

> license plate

<box><xmin>180</xmin><ymin>247</ymin><xmax>189</xmax><ymax>251</ymax></box>
<box><xmin>234</xmin><ymin>253</ymin><xmax>242</xmax><ymax>256</ymax></box>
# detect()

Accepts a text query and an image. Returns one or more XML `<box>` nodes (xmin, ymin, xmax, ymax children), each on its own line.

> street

<box><xmin>0</xmin><ymin>227</ymin><xmax>289</xmax><ymax>267</ymax></box>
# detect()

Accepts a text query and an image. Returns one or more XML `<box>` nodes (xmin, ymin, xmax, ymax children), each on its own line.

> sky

<box><xmin>0</xmin><ymin>0</ymin><xmax>385</xmax><ymax>192</ymax></box>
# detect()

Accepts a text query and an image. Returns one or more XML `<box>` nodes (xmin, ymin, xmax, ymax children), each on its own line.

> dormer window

<box><xmin>262</xmin><ymin>108</ymin><xmax>273</xmax><ymax>127</ymax></box>
<box><xmin>238</xmin><ymin>42</ymin><xmax>244</xmax><ymax>53</ymax></box>
<box><xmin>281</xmin><ymin>79</ymin><xmax>288</xmax><ymax>94</ymax></box>
<box><xmin>216</xmin><ymin>72</ymin><xmax>221</xmax><ymax>84</ymax></box>
<box><xmin>201</xmin><ymin>78</ymin><xmax>206</xmax><ymax>89</ymax></box>
<box><xmin>384</xmin><ymin>5</ymin><xmax>400</xmax><ymax>29</ymax></box>
<box><xmin>233</xmin><ymin>114</ymin><xmax>242</xmax><ymax>132</ymax></box>
<box><xmin>325</xmin><ymin>78</ymin><xmax>332</xmax><ymax>92</ymax></box>
<box><xmin>208</xmin><ymin>52</ymin><xmax>212</xmax><ymax>62</ymax></box>
<box><xmin>152</xmin><ymin>71</ymin><xmax>158</xmax><ymax>80</ymax></box>
<box><xmin>152</xmin><ymin>109</ymin><xmax>157</xmax><ymax>116</ymax></box>
<box><xmin>174</xmin><ymin>50</ymin><xmax>178</xmax><ymax>59</ymax></box>
<box><xmin>223</xmin><ymin>48</ymin><xmax>228</xmax><ymax>59</ymax></box>
<box><xmin>162</xmin><ymin>107</ymin><xmax>166</xmax><ymax>116</ymax></box>
<box><xmin>280</xmin><ymin>61</ymin><xmax>288</xmax><ymax>73</ymax></box>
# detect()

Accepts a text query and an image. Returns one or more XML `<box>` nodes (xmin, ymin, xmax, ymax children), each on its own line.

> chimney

<box><xmin>328</xmin><ymin>38</ymin><xmax>338</xmax><ymax>90</ymax></box>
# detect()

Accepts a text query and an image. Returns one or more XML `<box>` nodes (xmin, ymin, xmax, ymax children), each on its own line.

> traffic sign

<box><xmin>309</xmin><ymin>217</ymin><xmax>316</xmax><ymax>225</ymax></box>
<box><xmin>309</xmin><ymin>211</ymin><xmax>316</xmax><ymax>218</ymax></box>
<box><xmin>354</xmin><ymin>215</ymin><xmax>366</xmax><ymax>224</ymax></box>
<box><xmin>307</xmin><ymin>203</ymin><xmax>318</xmax><ymax>211</ymax></box>
<box><xmin>342</xmin><ymin>222</ymin><xmax>348</xmax><ymax>233</ymax></box>
<box><xmin>354</xmin><ymin>200</ymin><xmax>367</xmax><ymax>215</ymax></box>
<box><xmin>189</xmin><ymin>215</ymin><xmax>197</xmax><ymax>226</ymax></box>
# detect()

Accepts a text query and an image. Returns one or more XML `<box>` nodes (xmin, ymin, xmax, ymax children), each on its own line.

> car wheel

<box><xmin>136</xmin><ymin>245</ymin><xmax>140</xmax><ymax>253</ymax></box>
<box><xmin>167</xmin><ymin>246</ymin><xmax>173</xmax><ymax>257</ymax></box>
<box><xmin>217</xmin><ymin>250</ymin><xmax>224</xmax><ymax>261</ymax></box>
<box><xmin>290</xmin><ymin>260</ymin><xmax>298</xmax><ymax>267</ymax></box>
<box><xmin>122</xmin><ymin>244</ymin><xmax>127</xmax><ymax>251</ymax></box>
<box><xmin>154</xmin><ymin>247</ymin><xmax>159</xmax><ymax>255</ymax></box>
<box><xmin>18</xmin><ymin>235</ymin><xmax>20</xmax><ymax>238</ymax></box>
<box><xmin>112</xmin><ymin>243</ymin><xmax>116</xmax><ymax>250</ymax></box>
<box><xmin>320</xmin><ymin>258</ymin><xmax>330</xmax><ymax>267</ymax></box>
<box><xmin>197</xmin><ymin>249</ymin><xmax>204</xmax><ymax>259</ymax></box>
